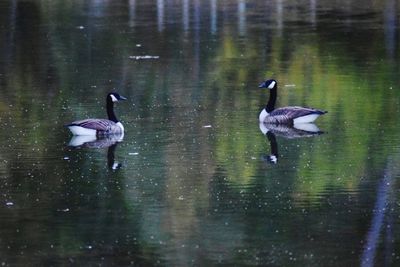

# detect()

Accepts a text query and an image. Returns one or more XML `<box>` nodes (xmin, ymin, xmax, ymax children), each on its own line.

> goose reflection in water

<box><xmin>259</xmin><ymin>123</ymin><xmax>324</xmax><ymax>164</ymax></box>
<box><xmin>67</xmin><ymin>133</ymin><xmax>124</xmax><ymax>170</ymax></box>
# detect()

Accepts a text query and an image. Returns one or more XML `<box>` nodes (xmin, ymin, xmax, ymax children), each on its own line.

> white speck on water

<box><xmin>202</xmin><ymin>125</ymin><xmax>212</xmax><ymax>128</ymax></box>
<box><xmin>136</xmin><ymin>44</ymin><xmax>142</xmax><ymax>47</ymax></box>
<box><xmin>128</xmin><ymin>152</ymin><xmax>139</xmax><ymax>156</ymax></box>
<box><xmin>63</xmin><ymin>156</ymin><xmax>70</xmax><ymax>160</ymax></box>
<box><xmin>178</xmin><ymin>195</ymin><xmax>184</xmax><ymax>200</ymax></box>
<box><xmin>129</xmin><ymin>55</ymin><xmax>159</xmax><ymax>60</ymax></box>
<box><xmin>6</xmin><ymin>202</ymin><xmax>14</xmax><ymax>206</ymax></box>
<box><xmin>77</xmin><ymin>26</ymin><xmax>85</xmax><ymax>29</ymax></box>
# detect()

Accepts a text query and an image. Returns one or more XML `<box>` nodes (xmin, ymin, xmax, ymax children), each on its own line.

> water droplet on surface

<box><xmin>129</xmin><ymin>55</ymin><xmax>159</xmax><ymax>60</ymax></box>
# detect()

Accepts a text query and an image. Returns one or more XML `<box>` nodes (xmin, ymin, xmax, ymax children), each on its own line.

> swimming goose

<box><xmin>66</xmin><ymin>92</ymin><xmax>126</xmax><ymax>136</ymax></box>
<box><xmin>258</xmin><ymin>79</ymin><xmax>327</xmax><ymax>124</ymax></box>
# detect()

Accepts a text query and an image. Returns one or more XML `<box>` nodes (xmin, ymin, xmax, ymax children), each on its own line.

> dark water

<box><xmin>1</xmin><ymin>0</ymin><xmax>400</xmax><ymax>266</ymax></box>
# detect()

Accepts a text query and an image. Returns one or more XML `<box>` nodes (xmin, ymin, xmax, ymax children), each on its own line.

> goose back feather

<box><xmin>265</xmin><ymin>106</ymin><xmax>326</xmax><ymax>124</ymax></box>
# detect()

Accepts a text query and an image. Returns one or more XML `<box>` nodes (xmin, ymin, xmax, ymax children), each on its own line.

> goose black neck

<box><xmin>107</xmin><ymin>98</ymin><xmax>118</xmax><ymax>122</ymax></box>
<box><xmin>266</xmin><ymin>87</ymin><xmax>277</xmax><ymax>113</ymax></box>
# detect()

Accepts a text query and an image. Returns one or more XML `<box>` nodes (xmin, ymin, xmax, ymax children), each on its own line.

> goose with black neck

<box><xmin>258</xmin><ymin>79</ymin><xmax>327</xmax><ymax>125</ymax></box>
<box><xmin>66</xmin><ymin>92</ymin><xmax>127</xmax><ymax>136</ymax></box>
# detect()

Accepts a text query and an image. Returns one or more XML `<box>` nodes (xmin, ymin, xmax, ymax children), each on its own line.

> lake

<box><xmin>1</xmin><ymin>0</ymin><xmax>400</xmax><ymax>266</ymax></box>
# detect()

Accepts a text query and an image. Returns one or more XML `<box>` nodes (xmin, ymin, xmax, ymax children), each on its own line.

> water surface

<box><xmin>1</xmin><ymin>0</ymin><xmax>400</xmax><ymax>266</ymax></box>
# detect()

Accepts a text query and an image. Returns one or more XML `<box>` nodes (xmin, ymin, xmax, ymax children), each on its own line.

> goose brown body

<box><xmin>67</xmin><ymin>119</ymin><xmax>124</xmax><ymax>135</ymax></box>
<box><xmin>263</xmin><ymin>106</ymin><xmax>326</xmax><ymax>125</ymax></box>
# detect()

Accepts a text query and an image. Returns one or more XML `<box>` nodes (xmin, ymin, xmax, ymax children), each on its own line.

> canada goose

<box><xmin>258</xmin><ymin>79</ymin><xmax>327</xmax><ymax>124</ymax></box>
<box><xmin>66</xmin><ymin>92</ymin><xmax>126</xmax><ymax>136</ymax></box>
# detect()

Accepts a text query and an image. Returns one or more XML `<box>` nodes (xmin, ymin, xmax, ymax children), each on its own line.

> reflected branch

<box><xmin>360</xmin><ymin>155</ymin><xmax>399</xmax><ymax>267</ymax></box>
<box><xmin>360</xmin><ymin>173</ymin><xmax>390</xmax><ymax>267</ymax></box>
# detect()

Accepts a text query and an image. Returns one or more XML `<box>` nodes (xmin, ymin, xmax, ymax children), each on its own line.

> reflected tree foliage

<box><xmin>0</xmin><ymin>0</ymin><xmax>400</xmax><ymax>266</ymax></box>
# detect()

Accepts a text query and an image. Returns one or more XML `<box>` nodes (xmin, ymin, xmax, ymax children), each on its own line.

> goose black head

<box><xmin>108</xmin><ymin>92</ymin><xmax>127</xmax><ymax>102</ymax></box>
<box><xmin>259</xmin><ymin>79</ymin><xmax>277</xmax><ymax>90</ymax></box>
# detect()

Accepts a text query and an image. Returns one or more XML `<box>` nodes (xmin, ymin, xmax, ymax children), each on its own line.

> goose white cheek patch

<box><xmin>110</xmin><ymin>94</ymin><xmax>118</xmax><ymax>102</ymax></box>
<box><xmin>268</xmin><ymin>81</ymin><xmax>276</xmax><ymax>89</ymax></box>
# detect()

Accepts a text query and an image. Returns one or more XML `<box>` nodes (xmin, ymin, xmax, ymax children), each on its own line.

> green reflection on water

<box><xmin>1</xmin><ymin>0</ymin><xmax>400</xmax><ymax>266</ymax></box>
